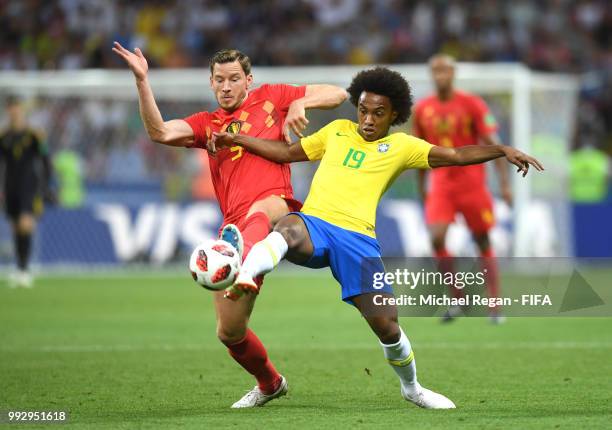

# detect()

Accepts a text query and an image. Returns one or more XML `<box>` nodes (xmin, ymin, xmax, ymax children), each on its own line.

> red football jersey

<box><xmin>184</xmin><ymin>84</ymin><xmax>306</xmax><ymax>224</ymax></box>
<box><xmin>413</xmin><ymin>90</ymin><xmax>498</xmax><ymax>192</ymax></box>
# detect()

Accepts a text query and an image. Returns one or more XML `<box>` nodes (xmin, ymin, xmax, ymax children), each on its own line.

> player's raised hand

<box><xmin>502</xmin><ymin>147</ymin><xmax>544</xmax><ymax>177</ymax></box>
<box><xmin>112</xmin><ymin>42</ymin><xmax>148</xmax><ymax>81</ymax></box>
<box><xmin>283</xmin><ymin>100</ymin><xmax>309</xmax><ymax>143</ymax></box>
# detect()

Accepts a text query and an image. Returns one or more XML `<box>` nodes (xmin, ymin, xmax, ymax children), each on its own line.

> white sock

<box><xmin>241</xmin><ymin>231</ymin><xmax>288</xmax><ymax>278</ymax></box>
<box><xmin>380</xmin><ymin>328</ymin><xmax>419</xmax><ymax>395</ymax></box>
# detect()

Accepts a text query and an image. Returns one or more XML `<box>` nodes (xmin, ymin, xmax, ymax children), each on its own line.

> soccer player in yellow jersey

<box><xmin>211</xmin><ymin>68</ymin><xmax>543</xmax><ymax>409</ymax></box>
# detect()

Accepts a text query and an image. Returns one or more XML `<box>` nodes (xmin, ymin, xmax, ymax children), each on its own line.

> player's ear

<box><xmin>391</xmin><ymin>111</ymin><xmax>398</xmax><ymax>123</ymax></box>
<box><xmin>246</xmin><ymin>74</ymin><xmax>253</xmax><ymax>89</ymax></box>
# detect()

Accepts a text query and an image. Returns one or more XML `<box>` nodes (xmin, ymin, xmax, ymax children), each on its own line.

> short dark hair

<box><xmin>347</xmin><ymin>67</ymin><xmax>413</xmax><ymax>126</ymax></box>
<box><xmin>209</xmin><ymin>49</ymin><xmax>252</xmax><ymax>76</ymax></box>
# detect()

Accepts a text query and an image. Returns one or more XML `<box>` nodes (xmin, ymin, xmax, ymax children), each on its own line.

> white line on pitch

<box><xmin>1</xmin><ymin>341</ymin><xmax>611</xmax><ymax>353</ymax></box>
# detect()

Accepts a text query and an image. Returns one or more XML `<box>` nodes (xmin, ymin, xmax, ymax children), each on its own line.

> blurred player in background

<box><xmin>412</xmin><ymin>54</ymin><xmax>511</xmax><ymax>323</ymax></box>
<box><xmin>211</xmin><ymin>67</ymin><xmax>542</xmax><ymax>409</ymax></box>
<box><xmin>0</xmin><ymin>96</ymin><xmax>53</xmax><ymax>288</ymax></box>
<box><xmin>112</xmin><ymin>43</ymin><xmax>347</xmax><ymax>408</ymax></box>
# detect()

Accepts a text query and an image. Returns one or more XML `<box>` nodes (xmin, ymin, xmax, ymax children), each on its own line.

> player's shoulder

<box><xmin>455</xmin><ymin>89</ymin><xmax>486</xmax><ymax>105</ymax></box>
<box><xmin>414</xmin><ymin>95</ymin><xmax>437</xmax><ymax>110</ymax></box>
<box><xmin>255</xmin><ymin>83</ymin><xmax>297</xmax><ymax>95</ymax></box>
<box><xmin>316</xmin><ymin>118</ymin><xmax>355</xmax><ymax>134</ymax></box>
<box><xmin>389</xmin><ymin>132</ymin><xmax>429</xmax><ymax>145</ymax></box>
<box><xmin>329</xmin><ymin>118</ymin><xmax>355</xmax><ymax>130</ymax></box>
<box><xmin>189</xmin><ymin>110</ymin><xmax>213</xmax><ymax>123</ymax></box>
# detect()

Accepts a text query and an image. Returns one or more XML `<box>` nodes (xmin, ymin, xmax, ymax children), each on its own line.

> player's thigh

<box><xmin>457</xmin><ymin>188</ymin><xmax>495</xmax><ymax>235</ymax></box>
<box><xmin>425</xmin><ymin>192</ymin><xmax>454</xmax><ymax>246</ymax></box>
<box><xmin>425</xmin><ymin>191</ymin><xmax>455</xmax><ymax>227</ymax></box>
<box><xmin>6</xmin><ymin>191</ymin><xmax>36</xmax><ymax>234</ymax></box>
<box><xmin>247</xmin><ymin>195</ymin><xmax>289</xmax><ymax>225</ymax></box>
<box><xmin>329</xmin><ymin>231</ymin><xmax>393</xmax><ymax>303</ymax></box>
<box><xmin>213</xmin><ymin>289</ymin><xmax>257</xmax><ymax>343</ymax></box>
<box><xmin>273</xmin><ymin>214</ymin><xmax>314</xmax><ymax>264</ymax></box>
<box><xmin>4</xmin><ymin>192</ymin><xmax>20</xmax><ymax>222</ymax></box>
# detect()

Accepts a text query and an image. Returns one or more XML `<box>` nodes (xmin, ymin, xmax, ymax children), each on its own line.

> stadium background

<box><xmin>1</xmin><ymin>0</ymin><xmax>610</xmax><ymax>267</ymax></box>
<box><xmin>1</xmin><ymin>2</ymin><xmax>611</xmax><ymax>428</ymax></box>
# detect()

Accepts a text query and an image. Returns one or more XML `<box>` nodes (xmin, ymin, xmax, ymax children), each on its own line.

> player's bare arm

<box><xmin>482</xmin><ymin>133</ymin><xmax>513</xmax><ymax>205</ymax></box>
<box><xmin>112</xmin><ymin>42</ymin><xmax>194</xmax><ymax>147</ymax></box>
<box><xmin>428</xmin><ymin>145</ymin><xmax>544</xmax><ymax>177</ymax></box>
<box><xmin>283</xmin><ymin>85</ymin><xmax>348</xmax><ymax>142</ymax></box>
<box><xmin>212</xmin><ymin>132</ymin><xmax>308</xmax><ymax>163</ymax></box>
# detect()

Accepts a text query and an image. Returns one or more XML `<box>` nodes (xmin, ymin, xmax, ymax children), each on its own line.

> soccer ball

<box><xmin>189</xmin><ymin>239</ymin><xmax>241</xmax><ymax>291</ymax></box>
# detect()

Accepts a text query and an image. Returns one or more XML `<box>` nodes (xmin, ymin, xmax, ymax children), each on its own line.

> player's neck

<box><xmin>437</xmin><ymin>88</ymin><xmax>454</xmax><ymax>101</ymax></box>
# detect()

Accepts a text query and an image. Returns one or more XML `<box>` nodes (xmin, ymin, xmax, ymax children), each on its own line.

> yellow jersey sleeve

<box><xmin>299</xmin><ymin>120</ymin><xmax>339</xmax><ymax>161</ymax></box>
<box><xmin>403</xmin><ymin>135</ymin><xmax>433</xmax><ymax>170</ymax></box>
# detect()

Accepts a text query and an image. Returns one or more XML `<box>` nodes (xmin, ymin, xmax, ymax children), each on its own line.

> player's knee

<box><xmin>431</xmin><ymin>235</ymin><xmax>446</xmax><ymax>252</ymax></box>
<box><xmin>216</xmin><ymin>324</ymin><xmax>247</xmax><ymax>346</ymax></box>
<box><xmin>248</xmin><ymin>195</ymin><xmax>288</xmax><ymax>224</ymax></box>
<box><xmin>16</xmin><ymin>215</ymin><xmax>35</xmax><ymax>234</ymax></box>
<box><xmin>378</xmin><ymin>323</ymin><xmax>401</xmax><ymax>345</ymax></box>
<box><xmin>274</xmin><ymin>222</ymin><xmax>303</xmax><ymax>249</ymax></box>
<box><xmin>369</xmin><ymin>317</ymin><xmax>401</xmax><ymax>344</ymax></box>
<box><xmin>474</xmin><ymin>233</ymin><xmax>490</xmax><ymax>251</ymax></box>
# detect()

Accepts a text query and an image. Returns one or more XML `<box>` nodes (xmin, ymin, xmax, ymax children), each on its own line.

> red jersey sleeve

<box><xmin>183</xmin><ymin>111</ymin><xmax>210</xmax><ymax>149</ymax></box>
<box><xmin>260</xmin><ymin>84</ymin><xmax>307</xmax><ymax>111</ymax></box>
<box><xmin>470</xmin><ymin>96</ymin><xmax>498</xmax><ymax>138</ymax></box>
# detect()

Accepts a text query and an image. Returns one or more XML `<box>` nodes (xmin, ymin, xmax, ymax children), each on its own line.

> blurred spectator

<box><xmin>570</xmin><ymin>143</ymin><xmax>610</xmax><ymax>202</ymax></box>
<box><xmin>53</xmin><ymin>141</ymin><xmax>84</xmax><ymax>208</ymax></box>
<box><xmin>0</xmin><ymin>0</ymin><xmax>610</xmax><ymax>188</ymax></box>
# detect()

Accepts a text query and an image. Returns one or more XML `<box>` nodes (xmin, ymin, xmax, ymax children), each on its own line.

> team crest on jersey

<box><xmin>227</xmin><ymin>120</ymin><xmax>242</xmax><ymax>134</ymax></box>
<box><xmin>377</xmin><ymin>143</ymin><xmax>390</xmax><ymax>153</ymax></box>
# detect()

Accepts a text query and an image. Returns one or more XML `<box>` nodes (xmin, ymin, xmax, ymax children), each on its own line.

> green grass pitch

<box><xmin>1</xmin><ymin>271</ymin><xmax>611</xmax><ymax>429</ymax></box>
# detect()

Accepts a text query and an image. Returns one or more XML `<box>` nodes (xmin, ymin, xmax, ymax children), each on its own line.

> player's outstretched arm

<box><xmin>283</xmin><ymin>85</ymin><xmax>348</xmax><ymax>142</ymax></box>
<box><xmin>112</xmin><ymin>42</ymin><xmax>194</xmax><ymax>147</ymax></box>
<box><xmin>428</xmin><ymin>145</ymin><xmax>544</xmax><ymax>177</ymax></box>
<box><xmin>212</xmin><ymin>132</ymin><xmax>309</xmax><ymax>163</ymax></box>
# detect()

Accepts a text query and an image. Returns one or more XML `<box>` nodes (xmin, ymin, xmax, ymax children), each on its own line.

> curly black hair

<box><xmin>346</xmin><ymin>67</ymin><xmax>413</xmax><ymax>126</ymax></box>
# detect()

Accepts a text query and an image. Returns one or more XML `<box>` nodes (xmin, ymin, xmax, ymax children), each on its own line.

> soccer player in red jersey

<box><xmin>113</xmin><ymin>43</ymin><xmax>347</xmax><ymax>407</ymax></box>
<box><xmin>412</xmin><ymin>54</ymin><xmax>511</xmax><ymax>323</ymax></box>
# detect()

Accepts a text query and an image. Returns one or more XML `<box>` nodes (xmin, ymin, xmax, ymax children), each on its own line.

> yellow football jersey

<box><xmin>300</xmin><ymin>119</ymin><xmax>433</xmax><ymax>238</ymax></box>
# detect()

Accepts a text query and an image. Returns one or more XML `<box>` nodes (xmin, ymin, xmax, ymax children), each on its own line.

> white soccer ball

<box><xmin>189</xmin><ymin>239</ymin><xmax>241</xmax><ymax>290</ymax></box>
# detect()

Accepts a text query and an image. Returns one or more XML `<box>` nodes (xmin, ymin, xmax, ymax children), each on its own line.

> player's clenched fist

<box><xmin>112</xmin><ymin>41</ymin><xmax>148</xmax><ymax>81</ymax></box>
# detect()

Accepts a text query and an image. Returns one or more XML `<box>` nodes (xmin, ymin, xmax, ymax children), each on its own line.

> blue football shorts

<box><xmin>289</xmin><ymin>212</ymin><xmax>393</xmax><ymax>304</ymax></box>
